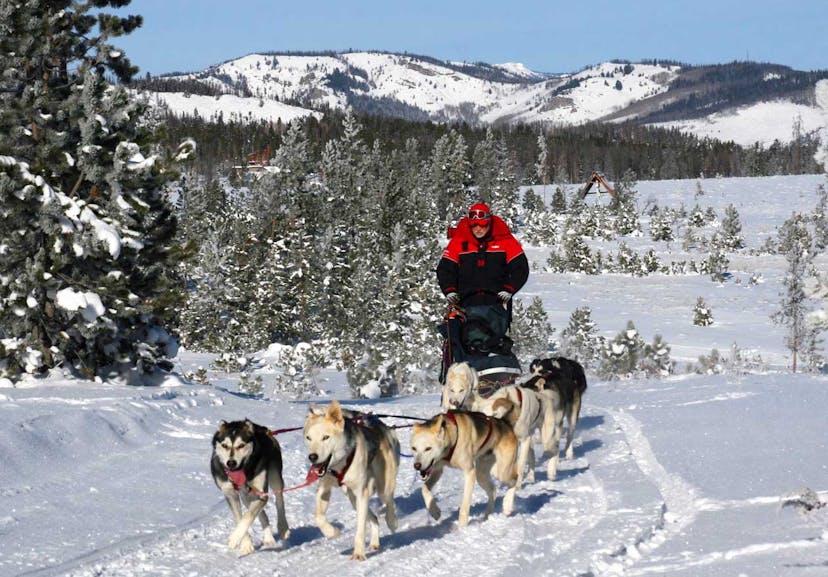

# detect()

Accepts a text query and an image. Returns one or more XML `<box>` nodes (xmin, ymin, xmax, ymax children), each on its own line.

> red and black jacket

<box><xmin>436</xmin><ymin>215</ymin><xmax>529</xmax><ymax>306</ymax></box>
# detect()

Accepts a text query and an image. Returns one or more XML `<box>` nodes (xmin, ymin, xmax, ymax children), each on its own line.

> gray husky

<box><xmin>211</xmin><ymin>419</ymin><xmax>291</xmax><ymax>555</ymax></box>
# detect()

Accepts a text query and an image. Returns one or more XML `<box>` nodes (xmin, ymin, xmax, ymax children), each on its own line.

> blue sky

<box><xmin>116</xmin><ymin>0</ymin><xmax>827</xmax><ymax>76</ymax></box>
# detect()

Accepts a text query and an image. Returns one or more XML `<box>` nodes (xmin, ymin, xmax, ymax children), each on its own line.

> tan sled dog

<box><xmin>303</xmin><ymin>401</ymin><xmax>400</xmax><ymax>561</ymax></box>
<box><xmin>410</xmin><ymin>410</ymin><xmax>518</xmax><ymax>527</ymax></box>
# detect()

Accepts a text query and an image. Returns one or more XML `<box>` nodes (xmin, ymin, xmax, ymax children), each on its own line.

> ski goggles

<box><xmin>468</xmin><ymin>209</ymin><xmax>492</xmax><ymax>223</ymax></box>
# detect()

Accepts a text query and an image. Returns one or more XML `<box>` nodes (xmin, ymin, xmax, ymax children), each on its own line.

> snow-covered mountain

<box><xmin>136</xmin><ymin>51</ymin><xmax>828</xmax><ymax>147</ymax></box>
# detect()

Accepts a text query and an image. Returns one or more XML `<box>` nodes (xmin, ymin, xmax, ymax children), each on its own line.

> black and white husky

<box><xmin>211</xmin><ymin>419</ymin><xmax>291</xmax><ymax>555</ymax></box>
<box><xmin>528</xmin><ymin>357</ymin><xmax>588</xmax><ymax>460</ymax></box>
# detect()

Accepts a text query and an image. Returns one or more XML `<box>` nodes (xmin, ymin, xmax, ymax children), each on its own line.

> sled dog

<box><xmin>303</xmin><ymin>401</ymin><xmax>400</xmax><ymax>561</ymax></box>
<box><xmin>441</xmin><ymin>361</ymin><xmax>479</xmax><ymax>410</ymax></box>
<box><xmin>477</xmin><ymin>384</ymin><xmax>562</xmax><ymax>484</ymax></box>
<box><xmin>210</xmin><ymin>419</ymin><xmax>291</xmax><ymax>555</ymax></box>
<box><xmin>528</xmin><ymin>357</ymin><xmax>588</xmax><ymax>459</ymax></box>
<box><xmin>410</xmin><ymin>410</ymin><xmax>518</xmax><ymax>527</ymax></box>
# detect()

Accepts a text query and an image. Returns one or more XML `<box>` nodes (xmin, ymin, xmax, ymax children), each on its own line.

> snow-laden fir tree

<box><xmin>551</xmin><ymin>185</ymin><xmax>568</xmax><ymax>214</ymax></box>
<box><xmin>488</xmin><ymin>136</ymin><xmax>520</xmax><ymax>227</ymax></box>
<box><xmin>522</xmin><ymin>188</ymin><xmax>545</xmax><ymax>214</ymax></box>
<box><xmin>771</xmin><ymin>213</ymin><xmax>819</xmax><ymax>372</ymax></box>
<box><xmin>558</xmin><ymin>306</ymin><xmax>602</xmax><ymax>367</ymax></box>
<box><xmin>598</xmin><ymin>321</ymin><xmax>647</xmax><ymax>380</ymax></box>
<box><xmin>650</xmin><ymin>207</ymin><xmax>674</xmax><ymax>241</ymax></box>
<box><xmin>611</xmin><ymin>169</ymin><xmax>640</xmax><ymax>236</ymax></box>
<box><xmin>641</xmin><ymin>334</ymin><xmax>674</xmax><ymax>376</ymax></box>
<box><xmin>693</xmin><ymin>297</ymin><xmax>714</xmax><ymax>326</ymax></box>
<box><xmin>523</xmin><ymin>209</ymin><xmax>558</xmax><ymax>247</ymax></box>
<box><xmin>510</xmin><ymin>297</ymin><xmax>555</xmax><ymax>366</ymax></box>
<box><xmin>720</xmin><ymin>204</ymin><xmax>745</xmax><ymax>249</ymax></box>
<box><xmin>688</xmin><ymin>204</ymin><xmax>706</xmax><ymax>228</ymax></box>
<box><xmin>429</xmin><ymin>130</ymin><xmax>469</xmax><ymax>225</ymax></box>
<box><xmin>472</xmin><ymin>127</ymin><xmax>498</xmax><ymax>204</ymax></box>
<box><xmin>548</xmin><ymin>227</ymin><xmax>599</xmax><ymax>274</ymax></box>
<box><xmin>0</xmin><ymin>0</ymin><xmax>186</xmax><ymax>379</ymax></box>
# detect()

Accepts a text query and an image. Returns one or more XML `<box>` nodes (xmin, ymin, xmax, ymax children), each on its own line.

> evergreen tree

<box><xmin>0</xmin><ymin>1</ymin><xmax>184</xmax><ymax>379</ymax></box>
<box><xmin>650</xmin><ymin>207</ymin><xmax>674</xmax><ymax>241</ymax></box>
<box><xmin>472</xmin><ymin>127</ymin><xmax>497</xmax><ymax>204</ymax></box>
<box><xmin>811</xmin><ymin>184</ymin><xmax>828</xmax><ymax>251</ymax></box>
<box><xmin>641</xmin><ymin>334</ymin><xmax>674</xmax><ymax>376</ymax></box>
<box><xmin>771</xmin><ymin>213</ymin><xmax>818</xmax><ymax>372</ymax></box>
<box><xmin>559</xmin><ymin>306</ymin><xmax>602</xmax><ymax>366</ymax></box>
<box><xmin>428</xmin><ymin>130</ymin><xmax>469</xmax><ymax>225</ymax></box>
<box><xmin>598</xmin><ymin>320</ymin><xmax>646</xmax><ymax>379</ymax></box>
<box><xmin>510</xmin><ymin>297</ymin><xmax>555</xmax><ymax>366</ymax></box>
<box><xmin>550</xmin><ymin>185</ymin><xmax>568</xmax><ymax>213</ymax></box>
<box><xmin>693</xmin><ymin>297</ymin><xmax>714</xmax><ymax>326</ymax></box>
<box><xmin>720</xmin><ymin>204</ymin><xmax>745</xmax><ymax>249</ymax></box>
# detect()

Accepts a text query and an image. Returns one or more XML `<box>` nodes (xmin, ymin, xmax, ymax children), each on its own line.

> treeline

<box><xmin>154</xmin><ymin>109</ymin><xmax>822</xmax><ymax>183</ymax></box>
<box><xmin>639</xmin><ymin>62</ymin><xmax>828</xmax><ymax>123</ymax></box>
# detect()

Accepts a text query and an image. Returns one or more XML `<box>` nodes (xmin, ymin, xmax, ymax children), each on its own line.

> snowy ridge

<box><xmin>138</xmin><ymin>52</ymin><xmax>828</xmax><ymax>146</ymax></box>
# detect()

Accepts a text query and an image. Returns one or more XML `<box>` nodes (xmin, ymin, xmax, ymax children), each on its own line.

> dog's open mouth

<box><xmin>418</xmin><ymin>463</ymin><xmax>433</xmax><ymax>480</ymax></box>
<box><xmin>310</xmin><ymin>455</ymin><xmax>332</xmax><ymax>477</ymax></box>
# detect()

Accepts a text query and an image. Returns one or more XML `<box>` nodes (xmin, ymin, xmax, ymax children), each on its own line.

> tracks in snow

<box><xmin>52</xmin><ymin>404</ymin><xmax>697</xmax><ymax>577</ymax></box>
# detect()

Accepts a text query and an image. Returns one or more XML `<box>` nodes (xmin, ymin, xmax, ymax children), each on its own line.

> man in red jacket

<box><xmin>437</xmin><ymin>202</ymin><xmax>529</xmax><ymax>308</ymax></box>
<box><xmin>436</xmin><ymin>203</ymin><xmax>529</xmax><ymax>369</ymax></box>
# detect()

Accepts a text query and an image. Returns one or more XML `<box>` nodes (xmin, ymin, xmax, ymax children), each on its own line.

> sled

<box><xmin>438</xmin><ymin>299</ymin><xmax>522</xmax><ymax>392</ymax></box>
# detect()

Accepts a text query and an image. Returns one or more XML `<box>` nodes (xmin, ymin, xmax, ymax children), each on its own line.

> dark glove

<box><xmin>445</xmin><ymin>292</ymin><xmax>460</xmax><ymax>304</ymax></box>
<box><xmin>497</xmin><ymin>290</ymin><xmax>513</xmax><ymax>303</ymax></box>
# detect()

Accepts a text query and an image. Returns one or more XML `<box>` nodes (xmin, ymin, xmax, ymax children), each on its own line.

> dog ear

<box><xmin>243</xmin><ymin>419</ymin><xmax>255</xmax><ymax>435</ymax></box>
<box><xmin>218</xmin><ymin>420</ymin><xmax>228</xmax><ymax>433</ymax></box>
<box><xmin>327</xmin><ymin>400</ymin><xmax>344</xmax><ymax>426</ymax></box>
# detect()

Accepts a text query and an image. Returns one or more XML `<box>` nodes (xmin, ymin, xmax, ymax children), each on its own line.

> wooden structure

<box><xmin>246</xmin><ymin>146</ymin><xmax>272</xmax><ymax>170</ymax></box>
<box><xmin>580</xmin><ymin>171</ymin><xmax>616</xmax><ymax>201</ymax></box>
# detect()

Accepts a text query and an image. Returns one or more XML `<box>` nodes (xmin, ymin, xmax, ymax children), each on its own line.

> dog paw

<box><xmin>279</xmin><ymin>528</ymin><xmax>291</xmax><ymax>540</ymax></box>
<box><xmin>350</xmin><ymin>551</ymin><xmax>367</xmax><ymax>561</ymax></box>
<box><xmin>227</xmin><ymin>528</ymin><xmax>246</xmax><ymax>550</ymax></box>
<box><xmin>320</xmin><ymin>524</ymin><xmax>340</xmax><ymax>538</ymax></box>
<box><xmin>236</xmin><ymin>535</ymin><xmax>255</xmax><ymax>556</ymax></box>
<box><xmin>565</xmin><ymin>448</ymin><xmax>575</xmax><ymax>460</ymax></box>
<box><xmin>262</xmin><ymin>531</ymin><xmax>277</xmax><ymax>547</ymax></box>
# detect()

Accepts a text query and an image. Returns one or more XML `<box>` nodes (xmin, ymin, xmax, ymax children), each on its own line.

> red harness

<box><xmin>442</xmin><ymin>410</ymin><xmax>493</xmax><ymax>464</ymax></box>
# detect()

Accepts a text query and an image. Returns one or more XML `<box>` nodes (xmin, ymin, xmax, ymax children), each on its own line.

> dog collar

<box><xmin>331</xmin><ymin>448</ymin><xmax>356</xmax><ymax>486</ymax></box>
<box><xmin>442</xmin><ymin>411</ymin><xmax>459</xmax><ymax>463</ymax></box>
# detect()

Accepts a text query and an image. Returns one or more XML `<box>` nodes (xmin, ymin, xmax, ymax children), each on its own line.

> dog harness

<box><xmin>442</xmin><ymin>411</ymin><xmax>493</xmax><ymax>464</ymax></box>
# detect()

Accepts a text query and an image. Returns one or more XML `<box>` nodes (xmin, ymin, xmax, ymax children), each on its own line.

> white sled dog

<box><xmin>528</xmin><ymin>357</ymin><xmax>588</xmax><ymax>460</ymax></box>
<box><xmin>441</xmin><ymin>361</ymin><xmax>561</xmax><ymax>483</ymax></box>
<box><xmin>410</xmin><ymin>410</ymin><xmax>518</xmax><ymax>527</ymax></box>
<box><xmin>303</xmin><ymin>401</ymin><xmax>400</xmax><ymax>561</ymax></box>
<box><xmin>441</xmin><ymin>361</ymin><xmax>480</xmax><ymax>410</ymax></box>
<box><xmin>477</xmin><ymin>384</ymin><xmax>562</xmax><ymax>484</ymax></box>
<box><xmin>210</xmin><ymin>419</ymin><xmax>291</xmax><ymax>555</ymax></box>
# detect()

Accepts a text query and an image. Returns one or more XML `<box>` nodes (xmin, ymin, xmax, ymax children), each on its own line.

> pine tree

<box><xmin>0</xmin><ymin>1</ymin><xmax>184</xmax><ymax>379</ymax></box>
<box><xmin>472</xmin><ymin>127</ymin><xmax>498</xmax><ymax>204</ymax></box>
<box><xmin>650</xmin><ymin>207</ymin><xmax>674</xmax><ymax>241</ymax></box>
<box><xmin>559</xmin><ymin>306</ymin><xmax>602</xmax><ymax>366</ymax></box>
<box><xmin>551</xmin><ymin>185</ymin><xmax>568</xmax><ymax>213</ymax></box>
<box><xmin>428</xmin><ymin>130</ymin><xmax>469</xmax><ymax>225</ymax></box>
<box><xmin>771</xmin><ymin>213</ymin><xmax>817</xmax><ymax>372</ymax></box>
<box><xmin>510</xmin><ymin>297</ymin><xmax>555</xmax><ymax>366</ymax></box>
<box><xmin>598</xmin><ymin>320</ymin><xmax>646</xmax><ymax>379</ymax></box>
<box><xmin>641</xmin><ymin>334</ymin><xmax>674</xmax><ymax>376</ymax></box>
<box><xmin>720</xmin><ymin>204</ymin><xmax>745</xmax><ymax>249</ymax></box>
<box><xmin>693</xmin><ymin>297</ymin><xmax>714</xmax><ymax>326</ymax></box>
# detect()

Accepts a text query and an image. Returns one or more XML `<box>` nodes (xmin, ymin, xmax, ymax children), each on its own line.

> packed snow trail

<box><xmin>3</xmin><ymin>374</ymin><xmax>827</xmax><ymax>577</ymax></box>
